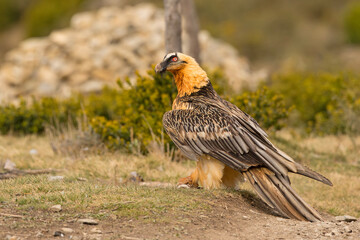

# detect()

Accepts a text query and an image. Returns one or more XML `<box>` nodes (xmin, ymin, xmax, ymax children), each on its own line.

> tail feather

<box><xmin>244</xmin><ymin>167</ymin><xmax>323</xmax><ymax>222</ymax></box>
<box><xmin>294</xmin><ymin>163</ymin><xmax>333</xmax><ymax>186</ymax></box>
<box><xmin>272</xmin><ymin>148</ymin><xmax>333</xmax><ymax>186</ymax></box>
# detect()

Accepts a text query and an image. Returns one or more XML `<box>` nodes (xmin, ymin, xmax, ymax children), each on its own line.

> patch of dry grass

<box><xmin>0</xmin><ymin>132</ymin><xmax>359</xmax><ymax>219</ymax></box>
<box><xmin>0</xmin><ymin>135</ymin><xmax>194</xmax><ymax>183</ymax></box>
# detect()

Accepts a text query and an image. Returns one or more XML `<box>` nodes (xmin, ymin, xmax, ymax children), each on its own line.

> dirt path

<box><xmin>1</xmin><ymin>190</ymin><xmax>359</xmax><ymax>240</ymax></box>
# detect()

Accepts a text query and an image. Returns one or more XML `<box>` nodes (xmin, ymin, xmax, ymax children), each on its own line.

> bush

<box><xmin>0</xmin><ymin>69</ymin><xmax>291</xmax><ymax>152</ymax></box>
<box><xmin>344</xmin><ymin>2</ymin><xmax>360</xmax><ymax>44</ymax></box>
<box><xmin>230</xmin><ymin>86</ymin><xmax>292</xmax><ymax>131</ymax></box>
<box><xmin>0</xmin><ymin>97</ymin><xmax>81</xmax><ymax>134</ymax></box>
<box><xmin>24</xmin><ymin>0</ymin><xmax>84</xmax><ymax>37</ymax></box>
<box><xmin>270</xmin><ymin>72</ymin><xmax>360</xmax><ymax>134</ymax></box>
<box><xmin>0</xmin><ymin>0</ymin><xmax>24</xmax><ymax>31</ymax></box>
<box><xmin>87</xmin><ymin>70</ymin><xmax>290</xmax><ymax>150</ymax></box>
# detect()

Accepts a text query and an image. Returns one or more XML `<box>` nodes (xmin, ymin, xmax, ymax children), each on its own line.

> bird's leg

<box><xmin>178</xmin><ymin>156</ymin><xmax>225</xmax><ymax>189</ymax></box>
<box><xmin>177</xmin><ymin>169</ymin><xmax>199</xmax><ymax>188</ymax></box>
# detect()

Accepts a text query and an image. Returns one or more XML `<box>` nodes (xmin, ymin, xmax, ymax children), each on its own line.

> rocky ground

<box><xmin>1</xmin><ymin>189</ymin><xmax>359</xmax><ymax>240</ymax></box>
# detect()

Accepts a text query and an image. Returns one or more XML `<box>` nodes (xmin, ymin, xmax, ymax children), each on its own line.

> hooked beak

<box><xmin>155</xmin><ymin>62</ymin><xmax>166</xmax><ymax>74</ymax></box>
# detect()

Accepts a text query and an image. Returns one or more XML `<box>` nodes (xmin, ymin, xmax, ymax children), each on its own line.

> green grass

<box><xmin>0</xmin><ymin>175</ymin><xmax>221</xmax><ymax>222</ymax></box>
<box><xmin>0</xmin><ymin>133</ymin><xmax>359</xmax><ymax>220</ymax></box>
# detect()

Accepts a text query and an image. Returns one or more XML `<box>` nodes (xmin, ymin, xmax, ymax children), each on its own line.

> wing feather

<box><xmin>163</xmin><ymin>107</ymin><xmax>293</xmax><ymax>176</ymax></box>
<box><xmin>163</xmin><ymin>100</ymin><xmax>332</xmax><ymax>186</ymax></box>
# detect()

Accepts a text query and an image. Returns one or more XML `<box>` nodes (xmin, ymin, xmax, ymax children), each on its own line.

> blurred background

<box><xmin>0</xmin><ymin>0</ymin><xmax>360</xmax><ymax>141</ymax></box>
<box><xmin>1</xmin><ymin>0</ymin><xmax>360</xmax><ymax>72</ymax></box>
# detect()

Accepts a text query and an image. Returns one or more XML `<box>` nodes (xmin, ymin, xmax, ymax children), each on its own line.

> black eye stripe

<box><xmin>165</xmin><ymin>54</ymin><xmax>177</xmax><ymax>64</ymax></box>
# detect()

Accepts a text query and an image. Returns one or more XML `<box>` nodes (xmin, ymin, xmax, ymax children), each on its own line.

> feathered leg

<box><xmin>178</xmin><ymin>155</ymin><xmax>225</xmax><ymax>189</ymax></box>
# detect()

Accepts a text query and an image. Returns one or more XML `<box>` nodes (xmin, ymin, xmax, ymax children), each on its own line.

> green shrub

<box><xmin>0</xmin><ymin>69</ymin><xmax>291</xmax><ymax>152</ymax></box>
<box><xmin>230</xmin><ymin>86</ymin><xmax>292</xmax><ymax>131</ymax></box>
<box><xmin>0</xmin><ymin>97</ymin><xmax>81</xmax><ymax>135</ymax></box>
<box><xmin>270</xmin><ymin>72</ymin><xmax>360</xmax><ymax>134</ymax></box>
<box><xmin>0</xmin><ymin>0</ymin><xmax>24</xmax><ymax>31</ymax></box>
<box><xmin>93</xmin><ymin>71</ymin><xmax>178</xmax><ymax>151</ymax></box>
<box><xmin>24</xmin><ymin>0</ymin><xmax>84</xmax><ymax>37</ymax></box>
<box><xmin>344</xmin><ymin>2</ymin><xmax>360</xmax><ymax>44</ymax></box>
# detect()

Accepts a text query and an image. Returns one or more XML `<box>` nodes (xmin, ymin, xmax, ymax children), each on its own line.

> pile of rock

<box><xmin>0</xmin><ymin>3</ymin><xmax>265</xmax><ymax>103</ymax></box>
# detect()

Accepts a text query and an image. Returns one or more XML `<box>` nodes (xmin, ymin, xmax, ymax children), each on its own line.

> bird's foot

<box><xmin>177</xmin><ymin>176</ymin><xmax>198</xmax><ymax>189</ymax></box>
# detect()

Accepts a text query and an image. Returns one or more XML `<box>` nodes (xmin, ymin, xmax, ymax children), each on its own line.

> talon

<box><xmin>177</xmin><ymin>176</ymin><xmax>198</xmax><ymax>188</ymax></box>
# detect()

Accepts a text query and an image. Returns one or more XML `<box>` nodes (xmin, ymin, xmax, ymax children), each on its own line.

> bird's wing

<box><xmin>163</xmin><ymin>100</ymin><xmax>332</xmax><ymax>186</ymax></box>
<box><xmin>163</xmin><ymin>103</ymin><xmax>293</xmax><ymax>179</ymax></box>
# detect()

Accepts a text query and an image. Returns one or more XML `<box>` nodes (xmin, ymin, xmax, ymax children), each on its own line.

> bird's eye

<box><xmin>172</xmin><ymin>57</ymin><xmax>178</xmax><ymax>62</ymax></box>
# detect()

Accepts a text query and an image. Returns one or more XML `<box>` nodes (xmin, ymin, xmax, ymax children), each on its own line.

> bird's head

<box><xmin>155</xmin><ymin>52</ymin><xmax>209</xmax><ymax>97</ymax></box>
<box><xmin>155</xmin><ymin>52</ymin><xmax>193</xmax><ymax>74</ymax></box>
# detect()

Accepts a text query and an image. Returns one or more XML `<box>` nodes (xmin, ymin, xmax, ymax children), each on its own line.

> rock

<box><xmin>5</xmin><ymin>235</ymin><xmax>19</xmax><ymax>240</ymax></box>
<box><xmin>61</xmin><ymin>227</ymin><xmax>74</xmax><ymax>233</ymax></box>
<box><xmin>344</xmin><ymin>226</ymin><xmax>352</xmax><ymax>233</ymax></box>
<box><xmin>276</xmin><ymin>217</ymin><xmax>286</xmax><ymax>222</ymax></box>
<box><xmin>0</xmin><ymin>3</ymin><xmax>265</xmax><ymax>102</ymax></box>
<box><xmin>79</xmin><ymin>80</ymin><xmax>104</xmax><ymax>93</ymax></box>
<box><xmin>177</xmin><ymin>184</ymin><xmax>190</xmax><ymax>189</ymax></box>
<box><xmin>90</xmin><ymin>227</ymin><xmax>102</xmax><ymax>234</ymax></box>
<box><xmin>331</xmin><ymin>229</ymin><xmax>339</xmax><ymax>236</ymax></box>
<box><xmin>335</xmin><ymin>215</ymin><xmax>357</xmax><ymax>222</ymax></box>
<box><xmin>48</xmin><ymin>176</ymin><xmax>65</xmax><ymax>181</ymax></box>
<box><xmin>29</xmin><ymin>149</ymin><xmax>38</xmax><ymax>155</ymax></box>
<box><xmin>78</xmin><ymin>218</ymin><xmax>99</xmax><ymax>225</ymax></box>
<box><xmin>4</xmin><ymin>159</ymin><xmax>16</xmax><ymax>171</ymax></box>
<box><xmin>50</xmin><ymin>204</ymin><xmax>62</xmax><ymax>212</ymax></box>
<box><xmin>0</xmin><ymin>64</ymin><xmax>29</xmax><ymax>86</ymax></box>
<box><xmin>76</xmin><ymin>177</ymin><xmax>88</xmax><ymax>182</ymax></box>
<box><xmin>50</xmin><ymin>30</ymin><xmax>73</xmax><ymax>46</ymax></box>
<box><xmin>54</xmin><ymin>231</ymin><xmax>65</xmax><ymax>237</ymax></box>
<box><xmin>71</xmin><ymin>12</ymin><xmax>95</xmax><ymax>29</ymax></box>
<box><xmin>123</xmin><ymin>171</ymin><xmax>144</xmax><ymax>184</ymax></box>
<box><xmin>68</xmin><ymin>72</ymin><xmax>89</xmax><ymax>86</ymax></box>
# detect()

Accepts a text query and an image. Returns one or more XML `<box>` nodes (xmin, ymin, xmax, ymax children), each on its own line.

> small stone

<box><xmin>335</xmin><ymin>215</ymin><xmax>357</xmax><ymax>222</ymax></box>
<box><xmin>61</xmin><ymin>227</ymin><xmax>74</xmax><ymax>233</ymax></box>
<box><xmin>4</xmin><ymin>159</ymin><xmax>16</xmax><ymax>171</ymax></box>
<box><xmin>126</xmin><ymin>171</ymin><xmax>144</xmax><ymax>183</ymax></box>
<box><xmin>77</xmin><ymin>177</ymin><xmax>88</xmax><ymax>182</ymax></box>
<box><xmin>344</xmin><ymin>226</ymin><xmax>352</xmax><ymax>233</ymax></box>
<box><xmin>48</xmin><ymin>176</ymin><xmax>64</xmax><ymax>181</ymax></box>
<box><xmin>29</xmin><ymin>149</ymin><xmax>38</xmax><ymax>155</ymax></box>
<box><xmin>78</xmin><ymin>218</ymin><xmax>99</xmax><ymax>225</ymax></box>
<box><xmin>177</xmin><ymin>184</ymin><xmax>190</xmax><ymax>189</ymax></box>
<box><xmin>54</xmin><ymin>231</ymin><xmax>65</xmax><ymax>237</ymax></box>
<box><xmin>5</xmin><ymin>235</ymin><xmax>19</xmax><ymax>240</ymax></box>
<box><xmin>90</xmin><ymin>228</ymin><xmax>102</xmax><ymax>234</ymax></box>
<box><xmin>242</xmin><ymin>216</ymin><xmax>250</xmax><ymax>220</ymax></box>
<box><xmin>50</xmin><ymin>204</ymin><xmax>62</xmax><ymax>212</ymax></box>
<box><xmin>331</xmin><ymin>229</ymin><xmax>339</xmax><ymax>235</ymax></box>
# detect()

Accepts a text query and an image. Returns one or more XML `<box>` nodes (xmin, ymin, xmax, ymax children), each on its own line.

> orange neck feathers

<box><xmin>171</xmin><ymin>61</ymin><xmax>208</xmax><ymax>97</ymax></box>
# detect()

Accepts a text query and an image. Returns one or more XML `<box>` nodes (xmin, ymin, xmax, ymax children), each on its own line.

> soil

<box><xmin>0</xmin><ymin>191</ymin><xmax>359</xmax><ymax>240</ymax></box>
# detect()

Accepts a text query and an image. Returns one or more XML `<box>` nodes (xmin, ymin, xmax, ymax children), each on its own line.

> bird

<box><xmin>156</xmin><ymin>52</ymin><xmax>332</xmax><ymax>222</ymax></box>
